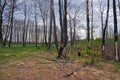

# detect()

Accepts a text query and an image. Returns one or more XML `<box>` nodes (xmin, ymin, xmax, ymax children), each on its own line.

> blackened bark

<box><xmin>59</xmin><ymin>0</ymin><xmax>63</xmax><ymax>44</ymax></box>
<box><xmin>48</xmin><ymin>0</ymin><xmax>53</xmax><ymax>49</ymax></box>
<box><xmin>73</xmin><ymin>19</ymin><xmax>76</xmax><ymax>46</ymax></box>
<box><xmin>9</xmin><ymin>0</ymin><xmax>15</xmax><ymax>48</ymax></box>
<box><xmin>69</xmin><ymin>16</ymin><xmax>73</xmax><ymax>47</ymax></box>
<box><xmin>102</xmin><ymin>0</ymin><xmax>110</xmax><ymax>55</ymax></box>
<box><xmin>0</xmin><ymin>0</ymin><xmax>7</xmax><ymax>46</ymax></box>
<box><xmin>63</xmin><ymin>0</ymin><xmax>68</xmax><ymax>47</ymax></box>
<box><xmin>91</xmin><ymin>0</ymin><xmax>94</xmax><ymax>40</ymax></box>
<box><xmin>35</xmin><ymin>3</ymin><xmax>38</xmax><ymax>47</ymax></box>
<box><xmin>58</xmin><ymin>0</ymin><xmax>68</xmax><ymax>58</ymax></box>
<box><xmin>86</xmin><ymin>0</ymin><xmax>90</xmax><ymax>50</ymax></box>
<box><xmin>113</xmin><ymin>0</ymin><xmax>119</xmax><ymax>61</ymax></box>
<box><xmin>52</xmin><ymin>0</ymin><xmax>58</xmax><ymax>50</ymax></box>
<box><xmin>23</xmin><ymin>3</ymin><xmax>27</xmax><ymax>47</ymax></box>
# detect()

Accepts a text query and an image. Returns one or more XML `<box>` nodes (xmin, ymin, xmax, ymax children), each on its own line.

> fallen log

<box><xmin>60</xmin><ymin>62</ymin><xmax>89</xmax><ymax>78</ymax></box>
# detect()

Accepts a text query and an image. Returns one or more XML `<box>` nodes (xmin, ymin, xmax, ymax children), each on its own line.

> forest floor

<box><xmin>0</xmin><ymin>51</ymin><xmax>120</xmax><ymax>80</ymax></box>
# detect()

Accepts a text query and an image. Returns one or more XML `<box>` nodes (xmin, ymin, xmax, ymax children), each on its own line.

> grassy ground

<box><xmin>0</xmin><ymin>44</ymin><xmax>56</xmax><ymax>64</ymax></box>
<box><xmin>0</xmin><ymin>40</ymin><xmax>120</xmax><ymax>80</ymax></box>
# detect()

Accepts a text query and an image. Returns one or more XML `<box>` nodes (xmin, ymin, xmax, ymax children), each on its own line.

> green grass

<box><xmin>0</xmin><ymin>44</ymin><xmax>56</xmax><ymax>64</ymax></box>
<box><xmin>0</xmin><ymin>38</ymin><xmax>119</xmax><ymax>66</ymax></box>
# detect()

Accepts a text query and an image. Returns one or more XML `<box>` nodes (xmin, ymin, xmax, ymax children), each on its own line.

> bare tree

<box><xmin>59</xmin><ymin>0</ymin><xmax>63</xmax><ymax>44</ymax></box>
<box><xmin>86</xmin><ymin>0</ymin><xmax>90</xmax><ymax>50</ymax></box>
<box><xmin>37</xmin><ymin>0</ymin><xmax>49</xmax><ymax>46</ymax></box>
<box><xmin>91</xmin><ymin>0</ymin><xmax>94</xmax><ymax>40</ymax></box>
<box><xmin>34</xmin><ymin>2</ymin><xmax>38</xmax><ymax>47</ymax></box>
<box><xmin>113</xmin><ymin>0</ymin><xmax>119</xmax><ymax>61</ymax></box>
<box><xmin>52</xmin><ymin>0</ymin><xmax>58</xmax><ymax>50</ymax></box>
<box><xmin>48</xmin><ymin>0</ymin><xmax>53</xmax><ymax>49</ymax></box>
<box><xmin>0</xmin><ymin>0</ymin><xmax>7</xmax><ymax>46</ymax></box>
<box><xmin>48</xmin><ymin>0</ymin><xmax>58</xmax><ymax>50</ymax></box>
<box><xmin>67</xmin><ymin>2</ymin><xmax>84</xmax><ymax>47</ymax></box>
<box><xmin>8</xmin><ymin>0</ymin><xmax>16</xmax><ymax>48</ymax></box>
<box><xmin>102</xmin><ymin>0</ymin><xmax>110</xmax><ymax>55</ymax></box>
<box><xmin>22</xmin><ymin>1</ymin><xmax>27</xmax><ymax>47</ymax></box>
<box><xmin>2</xmin><ymin>8</ymin><xmax>11</xmax><ymax>47</ymax></box>
<box><xmin>58</xmin><ymin>0</ymin><xmax>68</xmax><ymax>58</ymax></box>
<box><xmin>98</xmin><ymin>0</ymin><xmax>106</xmax><ymax>38</ymax></box>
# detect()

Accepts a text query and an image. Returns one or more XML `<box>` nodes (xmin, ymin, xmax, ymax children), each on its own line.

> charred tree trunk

<box><xmin>48</xmin><ymin>0</ymin><xmax>53</xmax><ymax>49</ymax></box>
<box><xmin>52</xmin><ymin>0</ymin><xmax>58</xmax><ymax>50</ymax></box>
<box><xmin>0</xmin><ymin>10</ymin><xmax>2</xmax><ymax>46</ymax></box>
<box><xmin>35</xmin><ymin>3</ymin><xmax>38</xmax><ymax>47</ymax></box>
<box><xmin>69</xmin><ymin>16</ymin><xmax>73</xmax><ymax>47</ymax></box>
<box><xmin>23</xmin><ymin>4</ymin><xmax>27</xmax><ymax>47</ymax></box>
<box><xmin>0</xmin><ymin>0</ymin><xmax>7</xmax><ymax>46</ymax></box>
<box><xmin>86</xmin><ymin>0</ymin><xmax>90</xmax><ymax>50</ymax></box>
<box><xmin>8</xmin><ymin>0</ymin><xmax>15</xmax><ymax>48</ymax></box>
<box><xmin>58</xmin><ymin>0</ymin><xmax>68</xmax><ymax>58</ymax></box>
<box><xmin>73</xmin><ymin>19</ymin><xmax>76</xmax><ymax>47</ymax></box>
<box><xmin>59</xmin><ymin>0</ymin><xmax>63</xmax><ymax>44</ymax></box>
<box><xmin>3</xmin><ymin>11</ymin><xmax>11</xmax><ymax>47</ymax></box>
<box><xmin>113</xmin><ymin>0</ymin><xmax>119</xmax><ymax>61</ymax></box>
<box><xmin>102</xmin><ymin>0</ymin><xmax>110</xmax><ymax>56</ymax></box>
<box><xmin>91</xmin><ymin>0</ymin><xmax>94</xmax><ymax>40</ymax></box>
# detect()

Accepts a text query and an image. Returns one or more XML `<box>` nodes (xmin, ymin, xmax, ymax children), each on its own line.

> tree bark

<box><xmin>0</xmin><ymin>0</ymin><xmax>7</xmax><ymax>46</ymax></box>
<box><xmin>48</xmin><ymin>0</ymin><xmax>53</xmax><ymax>49</ymax></box>
<box><xmin>59</xmin><ymin>0</ymin><xmax>63</xmax><ymax>44</ymax></box>
<box><xmin>58</xmin><ymin>0</ymin><xmax>68</xmax><ymax>58</ymax></box>
<box><xmin>8</xmin><ymin>0</ymin><xmax>15</xmax><ymax>48</ymax></box>
<box><xmin>35</xmin><ymin>2</ymin><xmax>38</xmax><ymax>47</ymax></box>
<box><xmin>52</xmin><ymin>0</ymin><xmax>58</xmax><ymax>50</ymax></box>
<box><xmin>113</xmin><ymin>0</ymin><xmax>119</xmax><ymax>61</ymax></box>
<box><xmin>91</xmin><ymin>0</ymin><xmax>94</xmax><ymax>40</ymax></box>
<box><xmin>102</xmin><ymin>0</ymin><xmax>110</xmax><ymax>56</ymax></box>
<box><xmin>86</xmin><ymin>0</ymin><xmax>90</xmax><ymax>50</ymax></box>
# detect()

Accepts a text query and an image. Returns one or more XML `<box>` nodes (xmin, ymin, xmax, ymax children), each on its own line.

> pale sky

<box><xmin>15</xmin><ymin>0</ymin><xmax>120</xmax><ymax>39</ymax></box>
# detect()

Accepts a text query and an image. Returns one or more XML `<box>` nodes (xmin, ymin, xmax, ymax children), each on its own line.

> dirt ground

<box><xmin>0</xmin><ymin>52</ymin><xmax>120</xmax><ymax>80</ymax></box>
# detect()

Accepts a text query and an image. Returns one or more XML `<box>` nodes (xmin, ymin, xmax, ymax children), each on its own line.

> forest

<box><xmin>0</xmin><ymin>0</ymin><xmax>120</xmax><ymax>80</ymax></box>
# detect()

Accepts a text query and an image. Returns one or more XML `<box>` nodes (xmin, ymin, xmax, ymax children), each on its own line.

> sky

<box><xmin>15</xmin><ymin>0</ymin><xmax>120</xmax><ymax>39</ymax></box>
<box><xmin>54</xmin><ymin>0</ymin><xmax>120</xmax><ymax>39</ymax></box>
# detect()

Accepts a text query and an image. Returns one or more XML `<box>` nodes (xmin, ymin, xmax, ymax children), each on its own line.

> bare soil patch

<box><xmin>0</xmin><ymin>52</ymin><xmax>120</xmax><ymax>80</ymax></box>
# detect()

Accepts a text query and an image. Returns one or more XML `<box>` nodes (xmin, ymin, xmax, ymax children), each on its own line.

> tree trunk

<box><xmin>8</xmin><ymin>0</ymin><xmax>15</xmax><ymax>48</ymax></box>
<box><xmin>52</xmin><ymin>0</ymin><xmax>58</xmax><ymax>50</ymax></box>
<box><xmin>73</xmin><ymin>19</ymin><xmax>76</xmax><ymax>47</ymax></box>
<box><xmin>0</xmin><ymin>13</ymin><xmax>2</xmax><ymax>46</ymax></box>
<box><xmin>3</xmin><ymin>11</ymin><xmax>11</xmax><ymax>47</ymax></box>
<box><xmin>35</xmin><ymin>3</ymin><xmax>38</xmax><ymax>47</ymax></box>
<box><xmin>86</xmin><ymin>0</ymin><xmax>90</xmax><ymax>50</ymax></box>
<box><xmin>91</xmin><ymin>0</ymin><xmax>94</xmax><ymax>40</ymax></box>
<box><xmin>23</xmin><ymin>4</ymin><xmax>27</xmax><ymax>47</ymax></box>
<box><xmin>113</xmin><ymin>0</ymin><xmax>119</xmax><ymax>61</ymax></box>
<box><xmin>69</xmin><ymin>16</ymin><xmax>73</xmax><ymax>47</ymax></box>
<box><xmin>48</xmin><ymin>0</ymin><xmax>53</xmax><ymax>49</ymax></box>
<box><xmin>59</xmin><ymin>0</ymin><xmax>63</xmax><ymax>44</ymax></box>
<box><xmin>0</xmin><ymin>0</ymin><xmax>7</xmax><ymax>47</ymax></box>
<box><xmin>102</xmin><ymin>0</ymin><xmax>110</xmax><ymax>56</ymax></box>
<box><xmin>58</xmin><ymin>0</ymin><xmax>68</xmax><ymax>58</ymax></box>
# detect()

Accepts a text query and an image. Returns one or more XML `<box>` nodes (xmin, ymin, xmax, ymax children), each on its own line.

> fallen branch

<box><xmin>60</xmin><ymin>62</ymin><xmax>89</xmax><ymax>78</ymax></box>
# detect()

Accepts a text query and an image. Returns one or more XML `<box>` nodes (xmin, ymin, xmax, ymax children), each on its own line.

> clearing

<box><xmin>0</xmin><ymin>51</ymin><xmax>120</xmax><ymax>80</ymax></box>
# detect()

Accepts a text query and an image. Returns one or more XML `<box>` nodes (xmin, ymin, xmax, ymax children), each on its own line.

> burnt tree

<box><xmin>58</xmin><ymin>0</ymin><xmax>68</xmax><ymax>58</ymax></box>
<box><xmin>86</xmin><ymin>0</ymin><xmax>90</xmax><ymax>50</ymax></box>
<box><xmin>113</xmin><ymin>0</ymin><xmax>119</xmax><ymax>61</ymax></box>
<box><xmin>102</xmin><ymin>0</ymin><xmax>110</xmax><ymax>56</ymax></box>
